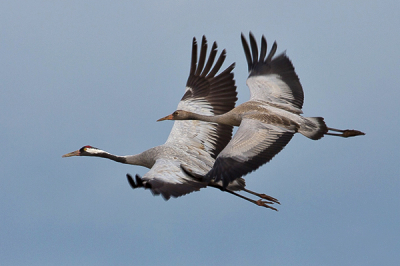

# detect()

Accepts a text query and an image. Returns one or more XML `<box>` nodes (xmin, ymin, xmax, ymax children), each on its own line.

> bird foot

<box><xmin>258</xmin><ymin>193</ymin><xmax>281</xmax><ymax>204</ymax></box>
<box><xmin>327</xmin><ymin>128</ymin><xmax>365</xmax><ymax>138</ymax></box>
<box><xmin>341</xmin><ymin>129</ymin><xmax>365</xmax><ymax>138</ymax></box>
<box><xmin>256</xmin><ymin>199</ymin><xmax>278</xmax><ymax>211</ymax></box>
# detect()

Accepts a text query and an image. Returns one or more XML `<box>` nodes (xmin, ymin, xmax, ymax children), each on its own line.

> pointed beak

<box><xmin>62</xmin><ymin>150</ymin><xmax>80</xmax><ymax>158</ymax></box>
<box><xmin>157</xmin><ymin>114</ymin><xmax>173</xmax><ymax>122</ymax></box>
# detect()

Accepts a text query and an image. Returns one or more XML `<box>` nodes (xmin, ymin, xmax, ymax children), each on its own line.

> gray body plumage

<box><xmin>159</xmin><ymin>33</ymin><xmax>364</xmax><ymax>187</ymax></box>
<box><xmin>63</xmin><ymin>36</ymin><xmax>241</xmax><ymax>200</ymax></box>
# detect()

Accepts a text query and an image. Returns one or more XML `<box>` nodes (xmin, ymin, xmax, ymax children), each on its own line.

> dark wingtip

<box><xmin>126</xmin><ymin>173</ymin><xmax>151</xmax><ymax>189</ymax></box>
<box><xmin>249</xmin><ymin>32</ymin><xmax>258</xmax><ymax>63</ymax></box>
<box><xmin>259</xmin><ymin>35</ymin><xmax>267</xmax><ymax>61</ymax></box>
<box><xmin>212</xmin><ymin>40</ymin><xmax>218</xmax><ymax>49</ymax></box>
<box><xmin>135</xmin><ymin>174</ymin><xmax>143</xmax><ymax>186</ymax></box>
<box><xmin>126</xmin><ymin>173</ymin><xmax>137</xmax><ymax>189</ymax></box>
<box><xmin>189</xmin><ymin>37</ymin><xmax>198</xmax><ymax>76</ymax></box>
<box><xmin>241</xmin><ymin>32</ymin><xmax>252</xmax><ymax>72</ymax></box>
<box><xmin>266</xmin><ymin>41</ymin><xmax>278</xmax><ymax>62</ymax></box>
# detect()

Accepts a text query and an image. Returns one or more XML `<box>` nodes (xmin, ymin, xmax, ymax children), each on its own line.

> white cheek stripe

<box><xmin>86</xmin><ymin>148</ymin><xmax>106</xmax><ymax>154</ymax></box>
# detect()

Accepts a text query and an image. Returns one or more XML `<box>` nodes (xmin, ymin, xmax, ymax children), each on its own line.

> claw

<box><xmin>326</xmin><ymin>127</ymin><xmax>365</xmax><ymax>138</ymax></box>
<box><xmin>341</xmin><ymin>129</ymin><xmax>365</xmax><ymax>137</ymax></box>
<box><xmin>258</xmin><ymin>193</ymin><xmax>281</xmax><ymax>204</ymax></box>
<box><xmin>256</xmin><ymin>199</ymin><xmax>278</xmax><ymax>211</ymax></box>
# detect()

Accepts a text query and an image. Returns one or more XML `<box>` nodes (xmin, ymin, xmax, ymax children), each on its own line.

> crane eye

<box><xmin>81</xmin><ymin>145</ymin><xmax>96</xmax><ymax>152</ymax></box>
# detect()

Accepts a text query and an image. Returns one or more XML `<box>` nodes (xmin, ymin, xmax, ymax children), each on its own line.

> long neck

<box><xmin>90</xmin><ymin>151</ymin><xmax>151</xmax><ymax>168</ymax></box>
<box><xmin>187</xmin><ymin>112</ymin><xmax>239</xmax><ymax>126</ymax></box>
<box><xmin>91</xmin><ymin>151</ymin><xmax>128</xmax><ymax>164</ymax></box>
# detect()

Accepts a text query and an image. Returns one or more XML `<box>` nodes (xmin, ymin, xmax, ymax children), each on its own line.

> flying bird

<box><xmin>158</xmin><ymin>32</ymin><xmax>365</xmax><ymax>187</ymax></box>
<box><xmin>63</xmin><ymin>36</ymin><xmax>280</xmax><ymax>210</ymax></box>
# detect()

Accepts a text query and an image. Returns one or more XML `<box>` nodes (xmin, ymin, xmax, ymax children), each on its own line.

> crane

<box><xmin>63</xmin><ymin>36</ymin><xmax>280</xmax><ymax>210</ymax></box>
<box><xmin>158</xmin><ymin>32</ymin><xmax>365</xmax><ymax>187</ymax></box>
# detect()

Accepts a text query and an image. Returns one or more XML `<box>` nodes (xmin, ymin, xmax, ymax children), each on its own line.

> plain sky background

<box><xmin>1</xmin><ymin>1</ymin><xmax>399</xmax><ymax>265</ymax></box>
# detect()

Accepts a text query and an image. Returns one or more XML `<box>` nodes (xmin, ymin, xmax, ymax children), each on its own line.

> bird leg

<box><xmin>326</xmin><ymin>127</ymin><xmax>365</xmax><ymax>138</ymax></box>
<box><xmin>242</xmin><ymin>188</ymin><xmax>280</xmax><ymax>205</ymax></box>
<box><xmin>209</xmin><ymin>183</ymin><xmax>279</xmax><ymax>211</ymax></box>
<box><xmin>227</xmin><ymin>189</ymin><xmax>279</xmax><ymax>211</ymax></box>
<box><xmin>126</xmin><ymin>173</ymin><xmax>151</xmax><ymax>189</ymax></box>
<box><xmin>180</xmin><ymin>165</ymin><xmax>278</xmax><ymax>210</ymax></box>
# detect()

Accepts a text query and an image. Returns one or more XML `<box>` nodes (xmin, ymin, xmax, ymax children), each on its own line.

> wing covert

<box><xmin>142</xmin><ymin>159</ymin><xmax>207</xmax><ymax>200</ymax></box>
<box><xmin>205</xmin><ymin>119</ymin><xmax>295</xmax><ymax>187</ymax></box>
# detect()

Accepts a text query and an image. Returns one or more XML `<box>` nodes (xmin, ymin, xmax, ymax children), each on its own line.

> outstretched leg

<box><xmin>242</xmin><ymin>188</ymin><xmax>280</xmax><ymax>205</ymax></box>
<box><xmin>326</xmin><ymin>127</ymin><xmax>365</xmax><ymax>137</ymax></box>
<box><xmin>208</xmin><ymin>183</ymin><xmax>279</xmax><ymax>211</ymax></box>
<box><xmin>181</xmin><ymin>165</ymin><xmax>279</xmax><ymax>210</ymax></box>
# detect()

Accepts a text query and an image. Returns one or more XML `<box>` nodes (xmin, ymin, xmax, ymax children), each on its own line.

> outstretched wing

<box><xmin>242</xmin><ymin>32</ymin><xmax>304</xmax><ymax>113</ymax></box>
<box><xmin>142</xmin><ymin>36</ymin><xmax>237</xmax><ymax>199</ymax></box>
<box><xmin>142</xmin><ymin>158</ymin><xmax>207</xmax><ymax>200</ymax></box>
<box><xmin>166</xmin><ymin>36</ymin><xmax>238</xmax><ymax>159</ymax></box>
<box><xmin>205</xmin><ymin>118</ymin><xmax>295</xmax><ymax>187</ymax></box>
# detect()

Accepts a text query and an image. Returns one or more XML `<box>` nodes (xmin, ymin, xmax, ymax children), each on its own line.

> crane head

<box><xmin>157</xmin><ymin>110</ymin><xmax>194</xmax><ymax>121</ymax></box>
<box><xmin>62</xmin><ymin>145</ymin><xmax>101</xmax><ymax>157</ymax></box>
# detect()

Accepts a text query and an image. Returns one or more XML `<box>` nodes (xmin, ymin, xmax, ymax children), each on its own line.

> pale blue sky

<box><xmin>1</xmin><ymin>1</ymin><xmax>399</xmax><ymax>265</ymax></box>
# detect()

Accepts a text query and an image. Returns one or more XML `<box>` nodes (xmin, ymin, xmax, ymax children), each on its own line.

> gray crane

<box><xmin>158</xmin><ymin>32</ymin><xmax>365</xmax><ymax>187</ymax></box>
<box><xmin>63</xmin><ymin>36</ymin><xmax>280</xmax><ymax>210</ymax></box>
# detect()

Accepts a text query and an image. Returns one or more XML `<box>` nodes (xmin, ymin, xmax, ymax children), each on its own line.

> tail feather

<box><xmin>299</xmin><ymin>117</ymin><xmax>328</xmax><ymax>140</ymax></box>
